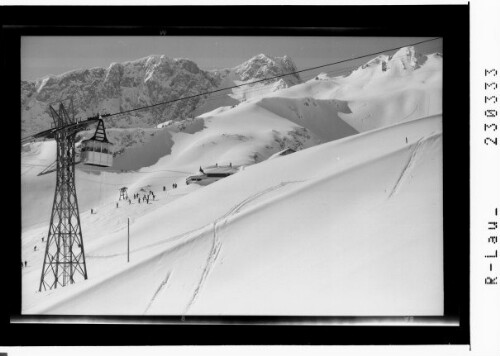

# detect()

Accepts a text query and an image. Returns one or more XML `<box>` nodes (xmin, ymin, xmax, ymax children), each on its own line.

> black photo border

<box><xmin>3</xmin><ymin>4</ymin><xmax>469</xmax><ymax>346</ymax></box>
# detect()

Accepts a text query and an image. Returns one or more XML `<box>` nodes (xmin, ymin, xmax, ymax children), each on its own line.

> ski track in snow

<box><xmin>143</xmin><ymin>271</ymin><xmax>171</xmax><ymax>315</ymax></box>
<box><xmin>388</xmin><ymin>138</ymin><xmax>424</xmax><ymax>199</ymax></box>
<box><xmin>84</xmin><ymin>180</ymin><xmax>304</xmax><ymax>315</ymax></box>
<box><xmin>182</xmin><ymin>180</ymin><xmax>303</xmax><ymax>315</ymax></box>
<box><xmin>387</xmin><ymin>133</ymin><xmax>440</xmax><ymax>199</ymax></box>
<box><xmin>182</xmin><ymin>222</ymin><xmax>222</xmax><ymax>316</ymax></box>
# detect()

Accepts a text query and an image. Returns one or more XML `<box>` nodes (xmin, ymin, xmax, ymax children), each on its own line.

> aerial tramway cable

<box><xmin>22</xmin><ymin>36</ymin><xmax>443</xmax><ymax>181</ymax></box>
<box><xmin>102</xmin><ymin>37</ymin><xmax>442</xmax><ymax>120</ymax></box>
<box><xmin>20</xmin><ymin>37</ymin><xmax>442</xmax><ymax>144</ymax></box>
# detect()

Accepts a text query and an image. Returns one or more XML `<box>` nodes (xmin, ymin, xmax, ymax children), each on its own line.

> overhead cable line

<box><xmin>195</xmin><ymin>48</ymin><xmax>443</xmax><ymax>104</ymax></box>
<box><xmin>103</xmin><ymin>37</ymin><xmax>442</xmax><ymax>118</ymax></box>
<box><xmin>21</xmin><ymin>37</ymin><xmax>441</xmax><ymax>143</ymax></box>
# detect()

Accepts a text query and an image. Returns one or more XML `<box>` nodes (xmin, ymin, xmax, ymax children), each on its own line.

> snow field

<box><xmin>23</xmin><ymin>115</ymin><xmax>443</xmax><ymax>315</ymax></box>
<box><xmin>21</xmin><ymin>46</ymin><xmax>443</xmax><ymax>315</ymax></box>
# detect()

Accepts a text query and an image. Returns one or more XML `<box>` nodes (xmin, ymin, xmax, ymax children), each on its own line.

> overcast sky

<box><xmin>21</xmin><ymin>36</ymin><xmax>442</xmax><ymax>81</ymax></box>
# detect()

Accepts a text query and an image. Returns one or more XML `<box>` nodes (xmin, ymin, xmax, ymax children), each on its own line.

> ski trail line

<box><xmin>143</xmin><ymin>271</ymin><xmax>171</xmax><ymax>314</ymax></box>
<box><xmin>182</xmin><ymin>222</ymin><xmax>222</xmax><ymax>316</ymax></box>
<box><xmin>388</xmin><ymin>137</ymin><xmax>425</xmax><ymax>199</ymax></box>
<box><xmin>183</xmin><ymin>180</ymin><xmax>303</xmax><ymax>315</ymax></box>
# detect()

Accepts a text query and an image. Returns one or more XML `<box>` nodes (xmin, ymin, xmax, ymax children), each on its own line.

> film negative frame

<box><xmin>5</xmin><ymin>3</ymin><xmax>472</xmax><ymax>348</ymax></box>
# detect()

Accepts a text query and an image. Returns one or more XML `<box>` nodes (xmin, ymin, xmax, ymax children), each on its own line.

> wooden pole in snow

<box><xmin>127</xmin><ymin>217</ymin><xmax>130</xmax><ymax>263</ymax></box>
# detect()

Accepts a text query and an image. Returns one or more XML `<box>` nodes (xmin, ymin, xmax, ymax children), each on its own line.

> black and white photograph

<box><xmin>19</xmin><ymin>33</ymin><xmax>445</xmax><ymax>316</ymax></box>
<box><xmin>6</xmin><ymin>2</ymin><xmax>494</xmax><ymax>353</ymax></box>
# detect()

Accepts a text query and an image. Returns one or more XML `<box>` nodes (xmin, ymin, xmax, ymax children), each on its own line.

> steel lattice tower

<box><xmin>39</xmin><ymin>103</ymin><xmax>88</xmax><ymax>291</ymax></box>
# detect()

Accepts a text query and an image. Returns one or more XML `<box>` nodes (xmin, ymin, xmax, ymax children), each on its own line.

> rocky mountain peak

<box><xmin>234</xmin><ymin>53</ymin><xmax>301</xmax><ymax>85</ymax></box>
<box><xmin>388</xmin><ymin>46</ymin><xmax>425</xmax><ymax>70</ymax></box>
<box><xmin>21</xmin><ymin>53</ymin><xmax>303</xmax><ymax>136</ymax></box>
<box><xmin>359</xmin><ymin>46</ymin><xmax>431</xmax><ymax>74</ymax></box>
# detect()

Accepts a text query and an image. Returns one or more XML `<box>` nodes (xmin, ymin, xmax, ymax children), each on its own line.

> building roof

<box><xmin>268</xmin><ymin>147</ymin><xmax>297</xmax><ymax>160</ymax></box>
<box><xmin>203</xmin><ymin>166</ymin><xmax>238</xmax><ymax>175</ymax></box>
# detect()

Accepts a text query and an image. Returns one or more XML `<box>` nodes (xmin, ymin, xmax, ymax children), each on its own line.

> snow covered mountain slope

<box><xmin>20</xmin><ymin>96</ymin><xmax>336</xmax><ymax>228</ymax></box>
<box><xmin>265</xmin><ymin>47</ymin><xmax>442</xmax><ymax>132</ymax></box>
<box><xmin>21</xmin><ymin>45</ymin><xmax>443</xmax><ymax>316</ymax></box>
<box><xmin>22</xmin><ymin>114</ymin><xmax>443</xmax><ymax>315</ymax></box>
<box><xmin>21</xmin><ymin>45</ymin><xmax>441</xmax><ymax>235</ymax></box>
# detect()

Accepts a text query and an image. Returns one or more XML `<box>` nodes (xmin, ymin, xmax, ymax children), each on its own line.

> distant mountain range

<box><xmin>21</xmin><ymin>53</ymin><xmax>302</xmax><ymax>136</ymax></box>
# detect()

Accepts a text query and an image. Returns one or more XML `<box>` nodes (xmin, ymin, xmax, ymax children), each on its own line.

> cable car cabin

<box><xmin>80</xmin><ymin>119</ymin><xmax>113</xmax><ymax>167</ymax></box>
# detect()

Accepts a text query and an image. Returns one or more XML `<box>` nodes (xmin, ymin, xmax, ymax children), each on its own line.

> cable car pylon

<box><xmin>37</xmin><ymin>102</ymin><xmax>112</xmax><ymax>292</ymax></box>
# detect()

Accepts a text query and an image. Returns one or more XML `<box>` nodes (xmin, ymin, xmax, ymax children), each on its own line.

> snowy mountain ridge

<box><xmin>234</xmin><ymin>53</ymin><xmax>301</xmax><ymax>85</ymax></box>
<box><xmin>361</xmin><ymin>46</ymin><xmax>426</xmax><ymax>72</ymax></box>
<box><xmin>21</xmin><ymin>53</ymin><xmax>302</xmax><ymax>136</ymax></box>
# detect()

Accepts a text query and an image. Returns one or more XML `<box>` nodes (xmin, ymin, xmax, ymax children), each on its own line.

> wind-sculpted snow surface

<box><xmin>22</xmin><ymin>115</ymin><xmax>443</xmax><ymax>316</ymax></box>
